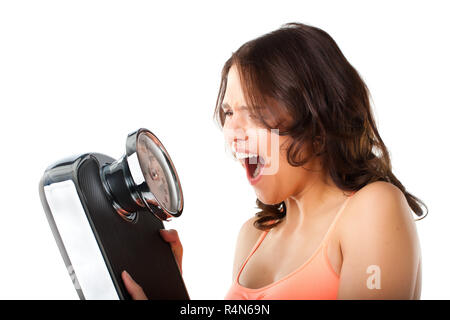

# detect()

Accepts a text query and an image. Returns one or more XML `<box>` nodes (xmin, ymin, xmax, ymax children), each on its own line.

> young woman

<box><xmin>122</xmin><ymin>22</ymin><xmax>427</xmax><ymax>300</ymax></box>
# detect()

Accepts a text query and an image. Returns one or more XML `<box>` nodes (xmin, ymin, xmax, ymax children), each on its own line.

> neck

<box><xmin>281</xmin><ymin>172</ymin><xmax>348</xmax><ymax>233</ymax></box>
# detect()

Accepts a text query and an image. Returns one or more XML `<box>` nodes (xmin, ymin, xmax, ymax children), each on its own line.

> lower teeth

<box><xmin>253</xmin><ymin>162</ymin><xmax>262</xmax><ymax>178</ymax></box>
<box><xmin>253</xmin><ymin>163</ymin><xmax>261</xmax><ymax>178</ymax></box>
<box><xmin>247</xmin><ymin>156</ymin><xmax>265</xmax><ymax>179</ymax></box>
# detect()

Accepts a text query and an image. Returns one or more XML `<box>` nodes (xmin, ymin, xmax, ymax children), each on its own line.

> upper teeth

<box><xmin>235</xmin><ymin>151</ymin><xmax>258</xmax><ymax>160</ymax></box>
<box><xmin>231</xmin><ymin>142</ymin><xmax>258</xmax><ymax>160</ymax></box>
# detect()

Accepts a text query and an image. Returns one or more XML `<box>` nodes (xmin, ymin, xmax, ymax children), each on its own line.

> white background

<box><xmin>0</xmin><ymin>0</ymin><xmax>448</xmax><ymax>299</ymax></box>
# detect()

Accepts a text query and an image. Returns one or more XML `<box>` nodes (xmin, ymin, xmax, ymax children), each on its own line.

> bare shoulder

<box><xmin>339</xmin><ymin>180</ymin><xmax>420</xmax><ymax>254</ymax></box>
<box><xmin>239</xmin><ymin>215</ymin><xmax>264</xmax><ymax>242</ymax></box>
<box><xmin>344</xmin><ymin>181</ymin><xmax>413</xmax><ymax>223</ymax></box>
<box><xmin>231</xmin><ymin>216</ymin><xmax>265</xmax><ymax>282</ymax></box>
<box><xmin>336</xmin><ymin>181</ymin><xmax>422</xmax><ymax>298</ymax></box>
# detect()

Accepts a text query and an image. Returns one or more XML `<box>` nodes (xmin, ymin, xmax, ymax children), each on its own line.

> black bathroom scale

<box><xmin>39</xmin><ymin>128</ymin><xmax>190</xmax><ymax>300</ymax></box>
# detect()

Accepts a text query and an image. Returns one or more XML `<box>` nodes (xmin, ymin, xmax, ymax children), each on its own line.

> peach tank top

<box><xmin>224</xmin><ymin>192</ymin><xmax>355</xmax><ymax>300</ymax></box>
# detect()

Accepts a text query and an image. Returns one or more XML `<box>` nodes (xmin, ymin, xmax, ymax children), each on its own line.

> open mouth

<box><xmin>244</xmin><ymin>155</ymin><xmax>265</xmax><ymax>180</ymax></box>
<box><xmin>230</xmin><ymin>142</ymin><xmax>266</xmax><ymax>184</ymax></box>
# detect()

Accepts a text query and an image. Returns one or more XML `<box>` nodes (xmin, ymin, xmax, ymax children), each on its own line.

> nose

<box><xmin>223</xmin><ymin>111</ymin><xmax>249</xmax><ymax>146</ymax></box>
<box><xmin>223</xmin><ymin>128</ymin><xmax>247</xmax><ymax>150</ymax></box>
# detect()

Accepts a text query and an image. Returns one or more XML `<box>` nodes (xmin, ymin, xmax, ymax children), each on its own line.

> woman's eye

<box><xmin>224</xmin><ymin>110</ymin><xmax>233</xmax><ymax>117</ymax></box>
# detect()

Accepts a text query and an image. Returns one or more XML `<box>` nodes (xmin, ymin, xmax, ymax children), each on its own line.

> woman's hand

<box><xmin>121</xmin><ymin>270</ymin><xmax>148</xmax><ymax>300</ymax></box>
<box><xmin>121</xmin><ymin>228</ymin><xmax>184</xmax><ymax>300</ymax></box>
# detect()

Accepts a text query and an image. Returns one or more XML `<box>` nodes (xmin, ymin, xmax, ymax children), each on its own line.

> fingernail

<box><xmin>123</xmin><ymin>270</ymin><xmax>131</xmax><ymax>280</ymax></box>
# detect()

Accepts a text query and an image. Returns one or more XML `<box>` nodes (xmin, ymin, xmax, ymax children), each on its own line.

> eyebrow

<box><xmin>221</xmin><ymin>102</ymin><xmax>248</xmax><ymax>111</ymax></box>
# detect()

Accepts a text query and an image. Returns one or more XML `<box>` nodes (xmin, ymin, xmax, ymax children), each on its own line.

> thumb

<box><xmin>159</xmin><ymin>229</ymin><xmax>181</xmax><ymax>243</ymax></box>
<box><xmin>121</xmin><ymin>270</ymin><xmax>148</xmax><ymax>300</ymax></box>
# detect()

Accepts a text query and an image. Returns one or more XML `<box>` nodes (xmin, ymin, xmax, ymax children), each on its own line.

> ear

<box><xmin>312</xmin><ymin>135</ymin><xmax>325</xmax><ymax>156</ymax></box>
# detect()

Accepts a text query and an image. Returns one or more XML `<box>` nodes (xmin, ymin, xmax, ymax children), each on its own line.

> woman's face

<box><xmin>222</xmin><ymin>64</ymin><xmax>317</xmax><ymax>204</ymax></box>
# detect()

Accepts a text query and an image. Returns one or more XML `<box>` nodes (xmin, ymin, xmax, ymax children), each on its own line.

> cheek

<box><xmin>255</xmin><ymin>136</ymin><xmax>314</xmax><ymax>204</ymax></box>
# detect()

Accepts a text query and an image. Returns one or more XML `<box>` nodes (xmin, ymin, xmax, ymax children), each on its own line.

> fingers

<box><xmin>159</xmin><ymin>229</ymin><xmax>181</xmax><ymax>244</ymax></box>
<box><xmin>121</xmin><ymin>270</ymin><xmax>148</xmax><ymax>300</ymax></box>
<box><xmin>159</xmin><ymin>229</ymin><xmax>183</xmax><ymax>274</ymax></box>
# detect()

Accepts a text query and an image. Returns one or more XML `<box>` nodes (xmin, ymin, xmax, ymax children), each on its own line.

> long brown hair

<box><xmin>214</xmin><ymin>22</ymin><xmax>428</xmax><ymax>231</ymax></box>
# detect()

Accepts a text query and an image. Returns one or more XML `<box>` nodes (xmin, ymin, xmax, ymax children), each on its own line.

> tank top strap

<box><xmin>321</xmin><ymin>191</ymin><xmax>356</xmax><ymax>244</ymax></box>
<box><xmin>236</xmin><ymin>190</ymin><xmax>356</xmax><ymax>283</ymax></box>
<box><xmin>236</xmin><ymin>230</ymin><xmax>269</xmax><ymax>280</ymax></box>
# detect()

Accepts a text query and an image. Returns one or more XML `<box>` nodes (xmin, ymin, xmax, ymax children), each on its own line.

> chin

<box><xmin>255</xmin><ymin>188</ymin><xmax>285</xmax><ymax>205</ymax></box>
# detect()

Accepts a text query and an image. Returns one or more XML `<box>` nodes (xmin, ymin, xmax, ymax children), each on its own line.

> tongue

<box><xmin>246</xmin><ymin>156</ymin><xmax>259</xmax><ymax>178</ymax></box>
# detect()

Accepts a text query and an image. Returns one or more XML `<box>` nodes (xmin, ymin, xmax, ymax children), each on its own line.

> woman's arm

<box><xmin>338</xmin><ymin>181</ymin><xmax>421</xmax><ymax>299</ymax></box>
